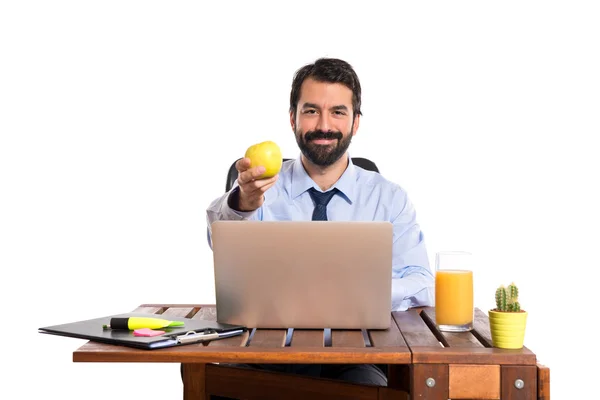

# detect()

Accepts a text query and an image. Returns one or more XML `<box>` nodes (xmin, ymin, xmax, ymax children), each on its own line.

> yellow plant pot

<box><xmin>488</xmin><ymin>310</ymin><xmax>528</xmax><ymax>349</ymax></box>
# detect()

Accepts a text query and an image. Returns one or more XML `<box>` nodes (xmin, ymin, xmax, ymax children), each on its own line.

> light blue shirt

<box><xmin>206</xmin><ymin>155</ymin><xmax>434</xmax><ymax>311</ymax></box>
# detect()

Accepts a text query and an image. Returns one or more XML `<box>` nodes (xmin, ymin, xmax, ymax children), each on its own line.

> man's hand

<box><xmin>233</xmin><ymin>157</ymin><xmax>278</xmax><ymax>211</ymax></box>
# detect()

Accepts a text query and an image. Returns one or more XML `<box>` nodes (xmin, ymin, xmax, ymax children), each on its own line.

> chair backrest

<box><xmin>225</xmin><ymin>157</ymin><xmax>379</xmax><ymax>192</ymax></box>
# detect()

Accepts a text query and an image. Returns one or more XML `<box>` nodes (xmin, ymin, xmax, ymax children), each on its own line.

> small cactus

<box><xmin>495</xmin><ymin>285</ymin><xmax>507</xmax><ymax>311</ymax></box>
<box><xmin>508</xmin><ymin>282</ymin><xmax>518</xmax><ymax>300</ymax></box>
<box><xmin>495</xmin><ymin>282</ymin><xmax>523</xmax><ymax>312</ymax></box>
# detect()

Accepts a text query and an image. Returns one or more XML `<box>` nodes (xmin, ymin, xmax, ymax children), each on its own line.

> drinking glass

<box><xmin>435</xmin><ymin>251</ymin><xmax>474</xmax><ymax>332</ymax></box>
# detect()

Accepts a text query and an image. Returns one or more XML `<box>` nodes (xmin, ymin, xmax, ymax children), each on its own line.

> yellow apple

<box><xmin>244</xmin><ymin>140</ymin><xmax>282</xmax><ymax>179</ymax></box>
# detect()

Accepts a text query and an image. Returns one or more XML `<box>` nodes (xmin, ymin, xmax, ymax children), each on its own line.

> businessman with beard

<box><xmin>205</xmin><ymin>57</ymin><xmax>434</xmax><ymax>388</ymax></box>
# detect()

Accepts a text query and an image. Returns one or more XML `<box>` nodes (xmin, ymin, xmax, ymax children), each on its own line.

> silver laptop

<box><xmin>211</xmin><ymin>220</ymin><xmax>392</xmax><ymax>329</ymax></box>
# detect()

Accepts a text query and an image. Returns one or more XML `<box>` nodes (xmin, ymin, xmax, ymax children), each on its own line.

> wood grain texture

<box><xmin>472</xmin><ymin>307</ymin><xmax>494</xmax><ymax>347</ymax></box>
<box><xmin>404</xmin><ymin>308</ymin><xmax>537</xmax><ymax>365</ymax></box>
<box><xmin>392</xmin><ymin>309</ymin><xmax>441</xmax><ymax>347</ymax></box>
<box><xmin>68</xmin><ymin>303</ymin><xmax>556</xmax><ymax>400</ymax></box>
<box><xmin>73</xmin><ymin>342</ymin><xmax>410</xmax><ymax>363</ymax></box>
<box><xmin>192</xmin><ymin>306</ymin><xmax>217</xmax><ymax>321</ymax></box>
<box><xmin>537</xmin><ymin>362</ymin><xmax>551</xmax><ymax>400</ymax></box>
<box><xmin>248</xmin><ymin>329</ymin><xmax>287</xmax><ymax>348</ymax></box>
<box><xmin>205</xmin><ymin>363</ymin><xmax>381</xmax><ymax>400</ymax></box>
<box><xmin>442</xmin><ymin>331</ymin><xmax>486</xmax><ymax>348</ymax></box>
<box><xmin>501</xmin><ymin>365</ymin><xmax>537</xmax><ymax>400</ymax></box>
<box><xmin>421</xmin><ymin>308</ymin><xmax>485</xmax><ymax>348</ymax></box>
<box><xmin>449</xmin><ymin>364</ymin><xmax>500</xmax><ymax>399</ymax></box>
<box><xmin>161</xmin><ymin>307</ymin><xmax>196</xmax><ymax>318</ymax></box>
<box><xmin>182</xmin><ymin>363</ymin><xmax>207</xmax><ymax>400</ymax></box>
<box><xmin>332</xmin><ymin>330</ymin><xmax>365</xmax><ymax>348</ymax></box>
<box><xmin>369</xmin><ymin>316</ymin><xmax>408</xmax><ymax>348</ymax></box>
<box><xmin>69</xmin><ymin>304</ymin><xmax>551</xmax><ymax>400</ymax></box>
<box><xmin>72</xmin><ymin>305</ymin><xmax>530</xmax><ymax>365</ymax></box>
<box><xmin>410</xmin><ymin>346</ymin><xmax>537</xmax><ymax>365</ymax></box>
<box><xmin>411</xmin><ymin>363</ymin><xmax>449</xmax><ymax>400</ymax></box>
<box><xmin>290</xmin><ymin>329</ymin><xmax>324</xmax><ymax>347</ymax></box>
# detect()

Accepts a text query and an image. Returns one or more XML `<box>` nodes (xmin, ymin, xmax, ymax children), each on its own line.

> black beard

<box><xmin>295</xmin><ymin>128</ymin><xmax>353</xmax><ymax>167</ymax></box>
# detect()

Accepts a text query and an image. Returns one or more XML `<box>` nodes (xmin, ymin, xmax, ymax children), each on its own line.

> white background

<box><xmin>1</xmin><ymin>1</ymin><xmax>598</xmax><ymax>399</ymax></box>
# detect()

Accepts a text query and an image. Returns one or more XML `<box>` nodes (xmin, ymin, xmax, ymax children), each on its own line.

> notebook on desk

<box><xmin>39</xmin><ymin>312</ymin><xmax>246</xmax><ymax>350</ymax></box>
<box><xmin>211</xmin><ymin>220</ymin><xmax>393</xmax><ymax>329</ymax></box>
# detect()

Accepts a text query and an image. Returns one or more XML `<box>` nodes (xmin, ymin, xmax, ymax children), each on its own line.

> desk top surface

<box><xmin>73</xmin><ymin>305</ymin><xmax>537</xmax><ymax>365</ymax></box>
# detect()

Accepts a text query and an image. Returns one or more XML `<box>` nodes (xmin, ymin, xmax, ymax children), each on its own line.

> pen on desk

<box><xmin>102</xmin><ymin>317</ymin><xmax>184</xmax><ymax>330</ymax></box>
<box><xmin>176</xmin><ymin>330</ymin><xmax>220</xmax><ymax>344</ymax></box>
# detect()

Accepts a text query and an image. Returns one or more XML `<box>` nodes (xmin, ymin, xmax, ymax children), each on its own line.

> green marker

<box><xmin>102</xmin><ymin>317</ymin><xmax>184</xmax><ymax>330</ymax></box>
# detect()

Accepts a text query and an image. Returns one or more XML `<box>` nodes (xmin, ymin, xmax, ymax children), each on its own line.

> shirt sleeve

<box><xmin>390</xmin><ymin>188</ymin><xmax>435</xmax><ymax>311</ymax></box>
<box><xmin>205</xmin><ymin>185</ymin><xmax>259</xmax><ymax>249</ymax></box>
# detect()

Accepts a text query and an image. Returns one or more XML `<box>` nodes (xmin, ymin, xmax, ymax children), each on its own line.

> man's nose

<box><xmin>315</xmin><ymin>113</ymin><xmax>331</xmax><ymax>132</ymax></box>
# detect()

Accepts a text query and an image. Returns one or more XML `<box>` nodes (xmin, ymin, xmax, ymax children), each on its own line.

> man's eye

<box><xmin>303</xmin><ymin>109</ymin><xmax>317</xmax><ymax>114</ymax></box>
<box><xmin>334</xmin><ymin>111</ymin><xmax>346</xmax><ymax>115</ymax></box>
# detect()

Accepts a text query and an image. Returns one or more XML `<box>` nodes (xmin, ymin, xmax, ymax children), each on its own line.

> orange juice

<box><xmin>435</xmin><ymin>270</ymin><xmax>473</xmax><ymax>328</ymax></box>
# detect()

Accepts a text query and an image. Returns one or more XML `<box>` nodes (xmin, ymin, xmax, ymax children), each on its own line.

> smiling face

<box><xmin>290</xmin><ymin>78</ymin><xmax>360</xmax><ymax>167</ymax></box>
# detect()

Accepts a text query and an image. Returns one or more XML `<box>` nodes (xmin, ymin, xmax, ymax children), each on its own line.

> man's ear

<box><xmin>352</xmin><ymin>114</ymin><xmax>360</xmax><ymax>136</ymax></box>
<box><xmin>289</xmin><ymin>111</ymin><xmax>296</xmax><ymax>131</ymax></box>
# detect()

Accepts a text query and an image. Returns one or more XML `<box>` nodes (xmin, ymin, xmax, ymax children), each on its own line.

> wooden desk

<box><xmin>73</xmin><ymin>304</ymin><xmax>550</xmax><ymax>400</ymax></box>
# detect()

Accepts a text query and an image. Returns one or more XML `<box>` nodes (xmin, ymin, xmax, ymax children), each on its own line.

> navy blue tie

<box><xmin>308</xmin><ymin>187</ymin><xmax>339</xmax><ymax>221</ymax></box>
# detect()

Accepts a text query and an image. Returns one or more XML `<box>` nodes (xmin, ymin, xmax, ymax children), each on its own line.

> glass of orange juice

<box><xmin>435</xmin><ymin>251</ymin><xmax>474</xmax><ymax>332</ymax></box>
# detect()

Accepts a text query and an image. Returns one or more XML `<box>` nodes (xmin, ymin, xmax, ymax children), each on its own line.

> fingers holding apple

<box><xmin>233</xmin><ymin>141</ymin><xmax>282</xmax><ymax>212</ymax></box>
<box><xmin>236</xmin><ymin>158</ymin><xmax>267</xmax><ymax>184</ymax></box>
<box><xmin>234</xmin><ymin>157</ymin><xmax>252</xmax><ymax>174</ymax></box>
<box><xmin>236</xmin><ymin>168</ymin><xmax>278</xmax><ymax>211</ymax></box>
<box><xmin>237</xmin><ymin>174</ymin><xmax>278</xmax><ymax>211</ymax></box>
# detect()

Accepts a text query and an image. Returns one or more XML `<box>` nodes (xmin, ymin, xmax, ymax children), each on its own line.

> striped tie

<box><xmin>308</xmin><ymin>188</ymin><xmax>339</xmax><ymax>221</ymax></box>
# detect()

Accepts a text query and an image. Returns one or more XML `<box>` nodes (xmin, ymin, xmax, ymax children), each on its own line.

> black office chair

<box><xmin>225</xmin><ymin>157</ymin><xmax>380</xmax><ymax>192</ymax></box>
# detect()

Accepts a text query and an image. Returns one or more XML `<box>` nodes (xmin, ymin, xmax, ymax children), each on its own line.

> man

<box><xmin>206</xmin><ymin>57</ymin><xmax>434</xmax><ymax>387</ymax></box>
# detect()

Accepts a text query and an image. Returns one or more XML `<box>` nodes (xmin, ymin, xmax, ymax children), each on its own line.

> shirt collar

<box><xmin>290</xmin><ymin>153</ymin><xmax>357</xmax><ymax>203</ymax></box>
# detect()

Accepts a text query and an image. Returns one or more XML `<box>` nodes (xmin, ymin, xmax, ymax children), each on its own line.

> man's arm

<box><xmin>205</xmin><ymin>158</ymin><xmax>278</xmax><ymax>249</ymax></box>
<box><xmin>207</xmin><ymin>186</ymin><xmax>258</xmax><ymax>223</ymax></box>
<box><xmin>390</xmin><ymin>189</ymin><xmax>435</xmax><ymax>311</ymax></box>
<box><xmin>205</xmin><ymin>186</ymin><xmax>259</xmax><ymax>249</ymax></box>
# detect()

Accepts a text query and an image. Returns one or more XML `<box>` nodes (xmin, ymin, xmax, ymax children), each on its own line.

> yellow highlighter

<box><xmin>102</xmin><ymin>317</ymin><xmax>184</xmax><ymax>330</ymax></box>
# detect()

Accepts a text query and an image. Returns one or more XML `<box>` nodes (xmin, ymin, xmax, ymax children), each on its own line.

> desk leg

<box><xmin>182</xmin><ymin>363</ymin><xmax>207</xmax><ymax>400</ymax></box>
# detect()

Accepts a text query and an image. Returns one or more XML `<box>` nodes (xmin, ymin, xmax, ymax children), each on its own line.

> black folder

<box><xmin>39</xmin><ymin>312</ymin><xmax>246</xmax><ymax>350</ymax></box>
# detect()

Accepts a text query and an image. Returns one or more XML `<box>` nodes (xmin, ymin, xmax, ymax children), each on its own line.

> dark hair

<box><xmin>289</xmin><ymin>58</ymin><xmax>362</xmax><ymax>119</ymax></box>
